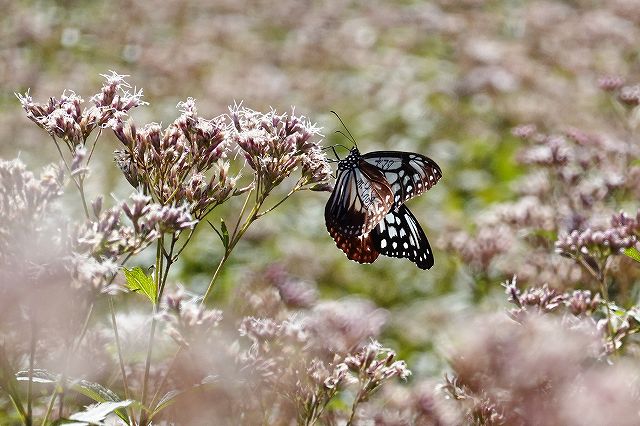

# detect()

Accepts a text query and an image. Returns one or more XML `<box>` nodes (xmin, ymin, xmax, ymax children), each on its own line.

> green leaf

<box><xmin>624</xmin><ymin>247</ymin><xmax>640</xmax><ymax>263</ymax></box>
<box><xmin>208</xmin><ymin>218</ymin><xmax>230</xmax><ymax>249</ymax></box>
<box><xmin>16</xmin><ymin>368</ymin><xmax>56</xmax><ymax>383</ymax></box>
<box><xmin>309</xmin><ymin>183</ymin><xmax>332</xmax><ymax>192</ymax></box>
<box><xmin>74</xmin><ymin>380</ymin><xmax>132</xmax><ymax>424</ymax></box>
<box><xmin>0</xmin><ymin>345</ymin><xmax>27</xmax><ymax>422</ymax></box>
<box><xmin>220</xmin><ymin>218</ymin><xmax>230</xmax><ymax>250</ymax></box>
<box><xmin>123</xmin><ymin>266</ymin><xmax>157</xmax><ymax>305</ymax></box>
<box><xmin>16</xmin><ymin>370</ymin><xmax>131</xmax><ymax>424</ymax></box>
<box><xmin>69</xmin><ymin>400</ymin><xmax>133</xmax><ymax>424</ymax></box>
<box><xmin>74</xmin><ymin>380</ymin><xmax>123</xmax><ymax>404</ymax></box>
<box><xmin>207</xmin><ymin>220</ymin><xmax>223</xmax><ymax>246</ymax></box>
<box><xmin>150</xmin><ymin>390</ymin><xmax>182</xmax><ymax>418</ymax></box>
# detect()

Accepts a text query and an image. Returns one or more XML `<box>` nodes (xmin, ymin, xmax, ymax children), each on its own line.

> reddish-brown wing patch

<box><xmin>327</xmin><ymin>225</ymin><xmax>380</xmax><ymax>264</ymax></box>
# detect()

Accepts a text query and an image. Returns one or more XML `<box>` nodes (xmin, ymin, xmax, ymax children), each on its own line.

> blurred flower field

<box><xmin>2</xmin><ymin>0</ymin><xmax>640</xmax><ymax>424</ymax></box>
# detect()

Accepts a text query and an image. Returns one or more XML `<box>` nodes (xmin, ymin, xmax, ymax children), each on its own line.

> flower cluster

<box><xmin>597</xmin><ymin>75</ymin><xmax>625</xmax><ymax>92</ymax></box>
<box><xmin>112</xmin><ymin>99</ymin><xmax>236</xmax><ymax>218</ymax></box>
<box><xmin>161</xmin><ymin>287</ymin><xmax>223</xmax><ymax>347</ymax></box>
<box><xmin>233</xmin><ymin>312</ymin><xmax>408</xmax><ymax>425</ymax></box>
<box><xmin>504</xmin><ymin>278</ymin><xmax>567</xmax><ymax>317</ymax></box>
<box><xmin>499</xmin><ymin>277</ymin><xmax>640</xmax><ymax>357</ymax></box>
<box><xmin>0</xmin><ymin>158</ymin><xmax>64</xmax><ymax>263</ymax></box>
<box><xmin>554</xmin><ymin>211</ymin><xmax>640</xmax><ymax>281</ymax></box>
<box><xmin>504</xmin><ymin>277</ymin><xmax>601</xmax><ymax>321</ymax></box>
<box><xmin>440</xmin><ymin>375</ymin><xmax>504</xmax><ymax>425</ymax></box>
<box><xmin>442</xmin><ymin>106</ymin><xmax>640</xmax><ymax>290</ymax></box>
<box><xmin>345</xmin><ymin>340</ymin><xmax>411</xmax><ymax>388</ymax></box>
<box><xmin>442</xmin><ymin>314</ymin><xmax>613</xmax><ymax>425</ymax></box>
<box><xmin>616</xmin><ymin>84</ymin><xmax>640</xmax><ymax>107</ymax></box>
<box><xmin>16</xmin><ymin>71</ymin><xmax>145</xmax><ymax>149</ymax></box>
<box><xmin>73</xmin><ymin>193</ymin><xmax>196</xmax><ymax>261</ymax></box>
<box><xmin>230</xmin><ymin>104</ymin><xmax>332</xmax><ymax>194</ymax></box>
<box><xmin>70</xmin><ymin>254</ymin><xmax>120</xmax><ymax>293</ymax></box>
<box><xmin>555</xmin><ymin>224</ymin><xmax>636</xmax><ymax>259</ymax></box>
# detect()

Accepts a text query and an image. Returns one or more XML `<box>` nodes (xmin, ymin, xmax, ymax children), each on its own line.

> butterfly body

<box><xmin>325</xmin><ymin>147</ymin><xmax>441</xmax><ymax>269</ymax></box>
<box><xmin>325</xmin><ymin>148</ymin><xmax>394</xmax><ymax>236</ymax></box>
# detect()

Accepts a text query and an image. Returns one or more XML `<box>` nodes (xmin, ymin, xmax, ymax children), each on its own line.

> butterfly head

<box><xmin>338</xmin><ymin>147</ymin><xmax>361</xmax><ymax>171</ymax></box>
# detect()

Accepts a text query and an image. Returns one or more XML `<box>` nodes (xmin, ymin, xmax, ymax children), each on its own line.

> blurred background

<box><xmin>2</xmin><ymin>0</ymin><xmax>639</xmax><ymax>386</ymax></box>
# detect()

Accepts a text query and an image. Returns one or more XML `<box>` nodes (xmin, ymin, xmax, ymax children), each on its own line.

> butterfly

<box><xmin>325</xmin><ymin>147</ymin><xmax>442</xmax><ymax>269</ymax></box>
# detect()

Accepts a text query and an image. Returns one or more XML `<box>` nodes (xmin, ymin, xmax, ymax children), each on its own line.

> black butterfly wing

<box><xmin>324</xmin><ymin>161</ymin><xmax>394</xmax><ymax>237</ymax></box>
<box><xmin>371</xmin><ymin>204</ymin><xmax>434</xmax><ymax>269</ymax></box>
<box><xmin>326</xmin><ymin>226</ymin><xmax>380</xmax><ymax>264</ymax></box>
<box><xmin>361</xmin><ymin>151</ymin><xmax>442</xmax><ymax>205</ymax></box>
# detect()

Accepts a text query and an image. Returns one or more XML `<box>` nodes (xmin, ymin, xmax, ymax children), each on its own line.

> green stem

<box><xmin>139</xmin><ymin>316</ymin><xmax>157</xmax><ymax>426</ymax></box>
<box><xmin>109</xmin><ymin>297</ymin><xmax>133</xmax><ymax>425</ymax></box>
<box><xmin>201</xmin><ymin>253</ymin><xmax>229</xmax><ymax>306</ymax></box>
<box><xmin>140</xmin><ymin>235</ymin><xmax>165</xmax><ymax>425</ymax></box>
<box><xmin>201</xmin><ymin>176</ymin><xmax>303</xmax><ymax>304</ymax></box>
<box><xmin>77</xmin><ymin>177</ymin><xmax>90</xmax><ymax>219</ymax></box>
<box><xmin>346</xmin><ymin>384</ymin><xmax>365</xmax><ymax>426</ymax></box>
<box><xmin>158</xmin><ymin>235</ymin><xmax>177</xmax><ymax>298</ymax></box>
<box><xmin>86</xmin><ymin>129</ymin><xmax>101</xmax><ymax>164</ymax></box>
<box><xmin>233</xmin><ymin>185</ymin><xmax>256</xmax><ymax>240</ymax></box>
<box><xmin>200</xmin><ymin>186</ymin><xmax>256</xmax><ymax>305</ymax></box>
<box><xmin>50</xmin><ymin>136</ymin><xmax>73</xmax><ymax>174</ymax></box>
<box><xmin>256</xmin><ymin>181</ymin><xmax>302</xmax><ymax>218</ymax></box>
<box><xmin>306</xmin><ymin>388</ymin><xmax>337</xmax><ymax>426</ymax></box>
<box><xmin>578</xmin><ymin>254</ymin><xmax>617</xmax><ymax>354</ymax></box>
<box><xmin>201</xmin><ymin>200</ymin><xmax>264</xmax><ymax>305</ymax></box>
<box><xmin>600</xmin><ymin>258</ymin><xmax>617</xmax><ymax>355</ymax></box>
<box><xmin>50</xmin><ymin>136</ymin><xmax>89</xmax><ymax>218</ymax></box>
<box><xmin>41</xmin><ymin>389</ymin><xmax>57</xmax><ymax>426</ymax></box>
<box><xmin>172</xmin><ymin>226</ymin><xmax>198</xmax><ymax>262</ymax></box>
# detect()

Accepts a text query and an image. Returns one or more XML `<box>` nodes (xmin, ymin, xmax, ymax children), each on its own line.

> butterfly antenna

<box><xmin>321</xmin><ymin>144</ymin><xmax>350</xmax><ymax>152</ymax></box>
<box><xmin>321</xmin><ymin>143</ymin><xmax>350</xmax><ymax>160</ymax></box>
<box><xmin>334</xmin><ymin>131</ymin><xmax>355</xmax><ymax>146</ymax></box>
<box><xmin>330</xmin><ymin>110</ymin><xmax>358</xmax><ymax>149</ymax></box>
<box><xmin>331</xmin><ymin>145</ymin><xmax>340</xmax><ymax>161</ymax></box>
